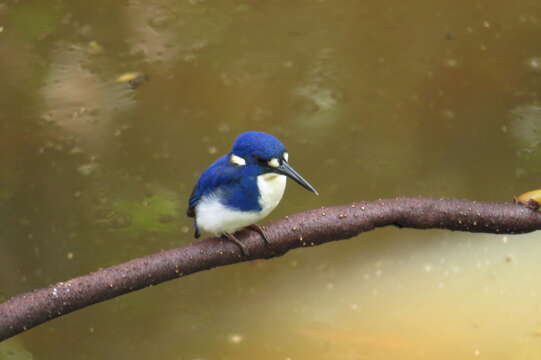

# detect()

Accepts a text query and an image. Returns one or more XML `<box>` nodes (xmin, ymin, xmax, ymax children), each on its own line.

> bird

<box><xmin>187</xmin><ymin>131</ymin><xmax>318</xmax><ymax>255</ymax></box>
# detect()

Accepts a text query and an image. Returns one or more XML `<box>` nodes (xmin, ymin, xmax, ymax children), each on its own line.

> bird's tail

<box><xmin>193</xmin><ymin>219</ymin><xmax>201</xmax><ymax>238</ymax></box>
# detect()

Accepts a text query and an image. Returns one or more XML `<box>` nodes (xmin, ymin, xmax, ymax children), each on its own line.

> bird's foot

<box><xmin>223</xmin><ymin>232</ymin><xmax>249</xmax><ymax>256</ymax></box>
<box><xmin>247</xmin><ymin>224</ymin><xmax>272</xmax><ymax>248</ymax></box>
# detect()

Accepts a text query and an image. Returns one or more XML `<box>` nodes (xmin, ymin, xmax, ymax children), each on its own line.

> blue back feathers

<box><xmin>187</xmin><ymin>131</ymin><xmax>287</xmax><ymax>216</ymax></box>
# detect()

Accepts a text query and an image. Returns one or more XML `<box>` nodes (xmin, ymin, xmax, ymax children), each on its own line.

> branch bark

<box><xmin>1</xmin><ymin>197</ymin><xmax>540</xmax><ymax>342</ymax></box>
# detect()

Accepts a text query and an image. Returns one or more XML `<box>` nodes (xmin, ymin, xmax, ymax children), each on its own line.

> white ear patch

<box><xmin>283</xmin><ymin>152</ymin><xmax>289</xmax><ymax>162</ymax></box>
<box><xmin>230</xmin><ymin>154</ymin><xmax>246</xmax><ymax>166</ymax></box>
<box><xmin>268</xmin><ymin>158</ymin><xmax>280</xmax><ymax>168</ymax></box>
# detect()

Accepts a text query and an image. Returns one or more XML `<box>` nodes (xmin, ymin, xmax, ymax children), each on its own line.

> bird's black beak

<box><xmin>275</xmin><ymin>161</ymin><xmax>319</xmax><ymax>195</ymax></box>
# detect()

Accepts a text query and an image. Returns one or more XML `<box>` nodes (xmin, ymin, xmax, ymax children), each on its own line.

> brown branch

<box><xmin>1</xmin><ymin>197</ymin><xmax>540</xmax><ymax>342</ymax></box>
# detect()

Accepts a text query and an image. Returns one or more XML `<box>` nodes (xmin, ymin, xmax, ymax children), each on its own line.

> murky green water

<box><xmin>2</xmin><ymin>0</ymin><xmax>541</xmax><ymax>358</ymax></box>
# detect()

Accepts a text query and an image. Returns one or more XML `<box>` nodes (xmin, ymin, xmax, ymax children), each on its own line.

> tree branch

<box><xmin>1</xmin><ymin>197</ymin><xmax>540</xmax><ymax>342</ymax></box>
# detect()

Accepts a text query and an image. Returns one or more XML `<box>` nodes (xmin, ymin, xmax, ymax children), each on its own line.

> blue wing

<box><xmin>187</xmin><ymin>155</ymin><xmax>244</xmax><ymax>237</ymax></box>
<box><xmin>186</xmin><ymin>155</ymin><xmax>262</xmax><ymax>238</ymax></box>
<box><xmin>187</xmin><ymin>155</ymin><xmax>236</xmax><ymax>216</ymax></box>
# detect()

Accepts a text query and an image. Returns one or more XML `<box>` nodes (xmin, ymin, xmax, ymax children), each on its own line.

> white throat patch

<box><xmin>257</xmin><ymin>173</ymin><xmax>287</xmax><ymax>217</ymax></box>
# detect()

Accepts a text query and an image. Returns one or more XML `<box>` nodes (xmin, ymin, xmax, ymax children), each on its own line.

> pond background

<box><xmin>2</xmin><ymin>0</ymin><xmax>541</xmax><ymax>358</ymax></box>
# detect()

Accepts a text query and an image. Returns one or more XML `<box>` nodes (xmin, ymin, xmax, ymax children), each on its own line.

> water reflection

<box><xmin>2</xmin><ymin>0</ymin><xmax>541</xmax><ymax>359</ymax></box>
<box><xmin>510</xmin><ymin>105</ymin><xmax>541</xmax><ymax>153</ymax></box>
<box><xmin>41</xmin><ymin>44</ymin><xmax>136</xmax><ymax>152</ymax></box>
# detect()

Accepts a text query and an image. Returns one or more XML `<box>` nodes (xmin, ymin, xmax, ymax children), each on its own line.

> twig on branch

<box><xmin>1</xmin><ymin>197</ymin><xmax>540</xmax><ymax>342</ymax></box>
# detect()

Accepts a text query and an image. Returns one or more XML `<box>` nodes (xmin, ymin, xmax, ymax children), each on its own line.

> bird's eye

<box><xmin>255</xmin><ymin>155</ymin><xmax>267</xmax><ymax>165</ymax></box>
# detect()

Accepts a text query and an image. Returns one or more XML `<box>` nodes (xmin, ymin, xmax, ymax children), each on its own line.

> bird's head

<box><xmin>229</xmin><ymin>131</ymin><xmax>318</xmax><ymax>195</ymax></box>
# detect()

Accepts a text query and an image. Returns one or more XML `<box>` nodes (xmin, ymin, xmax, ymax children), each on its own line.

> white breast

<box><xmin>195</xmin><ymin>174</ymin><xmax>287</xmax><ymax>236</ymax></box>
<box><xmin>257</xmin><ymin>173</ymin><xmax>287</xmax><ymax>217</ymax></box>
<box><xmin>196</xmin><ymin>195</ymin><xmax>264</xmax><ymax>235</ymax></box>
